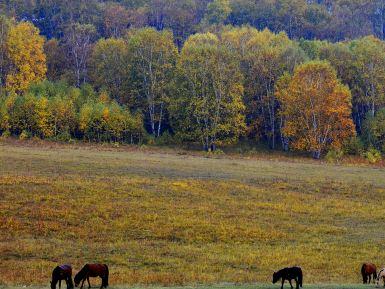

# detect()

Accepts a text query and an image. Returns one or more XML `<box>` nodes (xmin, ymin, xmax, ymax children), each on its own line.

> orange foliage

<box><xmin>276</xmin><ymin>61</ymin><xmax>355</xmax><ymax>158</ymax></box>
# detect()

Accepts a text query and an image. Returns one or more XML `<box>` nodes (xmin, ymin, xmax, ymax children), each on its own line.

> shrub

<box><xmin>78</xmin><ymin>99</ymin><xmax>144</xmax><ymax>143</ymax></box>
<box><xmin>19</xmin><ymin>130</ymin><xmax>30</xmax><ymax>140</ymax></box>
<box><xmin>213</xmin><ymin>148</ymin><xmax>225</xmax><ymax>155</ymax></box>
<box><xmin>0</xmin><ymin>81</ymin><xmax>146</xmax><ymax>144</ymax></box>
<box><xmin>56</xmin><ymin>131</ymin><xmax>72</xmax><ymax>142</ymax></box>
<box><xmin>362</xmin><ymin>148</ymin><xmax>382</xmax><ymax>164</ymax></box>
<box><xmin>155</xmin><ymin>131</ymin><xmax>175</xmax><ymax>146</ymax></box>
<box><xmin>343</xmin><ymin>136</ymin><xmax>365</xmax><ymax>155</ymax></box>
<box><xmin>1</xmin><ymin>130</ymin><xmax>10</xmax><ymax>138</ymax></box>
<box><xmin>325</xmin><ymin>149</ymin><xmax>344</xmax><ymax>163</ymax></box>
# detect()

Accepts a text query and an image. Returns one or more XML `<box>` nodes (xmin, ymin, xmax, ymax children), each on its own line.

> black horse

<box><xmin>273</xmin><ymin>266</ymin><xmax>303</xmax><ymax>289</ymax></box>
<box><xmin>51</xmin><ymin>264</ymin><xmax>74</xmax><ymax>289</ymax></box>
<box><xmin>74</xmin><ymin>264</ymin><xmax>109</xmax><ymax>289</ymax></box>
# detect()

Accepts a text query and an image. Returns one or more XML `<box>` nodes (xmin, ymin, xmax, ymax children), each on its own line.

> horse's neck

<box><xmin>380</xmin><ymin>270</ymin><xmax>385</xmax><ymax>278</ymax></box>
<box><xmin>80</xmin><ymin>265</ymin><xmax>88</xmax><ymax>276</ymax></box>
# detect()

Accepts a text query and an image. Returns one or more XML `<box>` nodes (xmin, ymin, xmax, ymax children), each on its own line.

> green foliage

<box><xmin>203</xmin><ymin>0</ymin><xmax>232</xmax><ymax>25</ymax></box>
<box><xmin>3</xmin><ymin>11</ymin><xmax>385</xmax><ymax>156</ymax></box>
<box><xmin>173</xmin><ymin>32</ymin><xmax>246</xmax><ymax>150</ymax></box>
<box><xmin>362</xmin><ymin>108</ymin><xmax>385</xmax><ymax>152</ymax></box>
<box><xmin>0</xmin><ymin>95</ymin><xmax>9</xmax><ymax>133</ymax></box>
<box><xmin>18</xmin><ymin>129</ymin><xmax>30</xmax><ymax>140</ymax></box>
<box><xmin>1</xmin><ymin>81</ymin><xmax>145</xmax><ymax>144</ymax></box>
<box><xmin>325</xmin><ymin>149</ymin><xmax>344</xmax><ymax>163</ymax></box>
<box><xmin>362</xmin><ymin>147</ymin><xmax>382</xmax><ymax>164</ymax></box>
<box><xmin>153</xmin><ymin>131</ymin><xmax>176</xmax><ymax>146</ymax></box>
<box><xmin>90</xmin><ymin>38</ymin><xmax>130</xmax><ymax>103</ymax></box>
<box><xmin>78</xmin><ymin>97</ymin><xmax>144</xmax><ymax>143</ymax></box>
<box><xmin>0</xmin><ymin>129</ymin><xmax>10</xmax><ymax>137</ymax></box>
<box><xmin>127</xmin><ymin>27</ymin><xmax>178</xmax><ymax>137</ymax></box>
<box><xmin>343</xmin><ymin>136</ymin><xmax>365</xmax><ymax>156</ymax></box>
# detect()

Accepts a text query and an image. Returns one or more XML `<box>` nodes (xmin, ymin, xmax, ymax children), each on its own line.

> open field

<box><xmin>0</xmin><ymin>285</ymin><xmax>380</xmax><ymax>289</ymax></box>
<box><xmin>1</xmin><ymin>140</ymin><xmax>385</xmax><ymax>286</ymax></box>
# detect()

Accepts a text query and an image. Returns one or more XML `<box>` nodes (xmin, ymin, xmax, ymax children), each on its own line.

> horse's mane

<box><xmin>74</xmin><ymin>264</ymin><xmax>88</xmax><ymax>283</ymax></box>
<box><xmin>378</xmin><ymin>268</ymin><xmax>385</xmax><ymax>279</ymax></box>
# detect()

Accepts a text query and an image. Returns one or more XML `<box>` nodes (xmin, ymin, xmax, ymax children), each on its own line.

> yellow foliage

<box><xmin>6</xmin><ymin>22</ymin><xmax>47</xmax><ymax>94</ymax></box>
<box><xmin>35</xmin><ymin>96</ymin><xmax>53</xmax><ymax>138</ymax></box>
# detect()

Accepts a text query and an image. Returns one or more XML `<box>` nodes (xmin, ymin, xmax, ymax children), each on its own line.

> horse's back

<box><xmin>87</xmin><ymin>264</ymin><xmax>109</xmax><ymax>277</ymax></box>
<box><xmin>277</xmin><ymin>266</ymin><xmax>302</xmax><ymax>279</ymax></box>
<box><xmin>363</xmin><ymin>263</ymin><xmax>377</xmax><ymax>274</ymax></box>
<box><xmin>54</xmin><ymin>264</ymin><xmax>72</xmax><ymax>274</ymax></box>
<box><xmin>285</xmin><ymin>266</ymin><xmax>302</xmax><ymax>275</ymax></box>
<box><xmin>59</xmin><ymin>264</ymin><xmax>72</xmax><ymax>274</ymax></box>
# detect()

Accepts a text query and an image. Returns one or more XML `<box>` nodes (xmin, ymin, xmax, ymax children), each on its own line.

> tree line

<box><xmin>0</xmin><ymin>15</ymin><xmax>385</xmax><ymax>159</ymax></box>
<box><xmin>1</xmin><ymin>0</ymin><xmax>385</xmax><ymax>43</ymax></box>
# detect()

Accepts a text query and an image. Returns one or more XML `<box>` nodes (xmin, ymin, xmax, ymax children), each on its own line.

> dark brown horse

<box><xmin>74</xmin><ymin>264</ymin><xmax>109</xmax><ymax>289</ymax></box>
<box><xmin>361</xmin><ymin>263</ymin><xmax>377</xmax><ymax>284</ymax></box>
<box><xmin>51</xmin><ymin>264</ymin><xmax>73</xmax><ymax>289</ymax></box>
<box><xmin>273</xmin><ymin>267</ymin><xmax>303</xmax><ymax>289</ymax></box>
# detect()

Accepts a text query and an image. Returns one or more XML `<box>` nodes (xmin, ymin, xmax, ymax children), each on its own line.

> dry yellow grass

<box><xmin>1</xmin><ymin>140</ymin><xmax>385</xmax><ymax>286</ymax></box>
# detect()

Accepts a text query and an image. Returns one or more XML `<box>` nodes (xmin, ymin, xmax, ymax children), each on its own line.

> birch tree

<box><xmin>127</xmin><ymin>28</ymin><xmax>177</xmax><ymax>137</ymax></box>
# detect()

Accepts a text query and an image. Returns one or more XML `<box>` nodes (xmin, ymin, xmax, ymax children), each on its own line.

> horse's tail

<box><xmin>361</xmin><ymin>264</ymin><xmax>367</xmax><ymax>283</ymax></box>
<box><xmin>104</xmin><ymin>264</ymin><xmax>109</xmax><ymax>287</ymax></box>
<box><xmin>298</xmin><ymin>268</ymin><xmax>303</xmax><ymax>288</ymax></box>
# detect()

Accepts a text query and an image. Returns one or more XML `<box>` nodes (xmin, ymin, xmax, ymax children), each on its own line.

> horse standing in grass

<box><xmin>376</xmin><ymin>268</ymin><xmax>385</xmax><ymax>287</ymax></box>
<box><xmin>362</xmin><ymin>263</ymin><xmax>377</xmax><ymax>284</ymax></box>
<box><xmin>51</xmin><ymin>264</ymin><xmax>73</xmax><ymax>289</ymax></box>
<box><xmin>272</xmin><ymin>266</ymin><xmax>303</xmax><ymax>289</ymax></box>
<box><xmin>74</xmin><ymin>264</ymin><xmax>109</xmax><ymax>289</ymax></box>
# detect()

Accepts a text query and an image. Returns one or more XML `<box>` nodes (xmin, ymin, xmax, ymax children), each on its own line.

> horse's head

<box><xmin>74</xmin><ymin>274</ymin><xmax>81</xmax><ymax>287</ymax></box>
<box><xmin>272</xmin><ymin>272</ymin><xmax>279</xmax><ymax>284</ymax></box>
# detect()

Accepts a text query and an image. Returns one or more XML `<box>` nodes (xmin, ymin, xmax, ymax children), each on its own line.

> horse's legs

<box><xmin>281</xmin><ymin>279</ymin><xmax>285</xmax><ymax>289</ymax></box>
<box><xmin>289</xmin><ymin>279</ymin><xmax>293</xmax><ymax>289</ymax></box>
<box><xmin>87</xmin><ymin>277</ymin><xmax>91</xmax><ymax>288</ymax></box>
<box><xmin>369</xmin><ymin>275</ymin><xmax>372</xmax><ymax>284</ymax></box>
<box><xmin>295</xmin><ymin>278</ymin><xmax>299</xmax><ymax>289</ymax></box>
<box><xmin>59</xmin><ymin>280</ymin><xmax>61</xmax><ymax>289</ymax></box>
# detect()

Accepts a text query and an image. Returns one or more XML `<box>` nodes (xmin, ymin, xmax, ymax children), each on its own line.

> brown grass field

<box><xmin>1</xmin><ymin>139</ymin><xmax>385</xmax><ymax>287</ymax></box>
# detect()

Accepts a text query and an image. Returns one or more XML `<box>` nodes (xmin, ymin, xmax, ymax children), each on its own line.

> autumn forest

<box><xmin>1</xmin><ymin>0</ymin><xmax>385</xmax><ymax>159</ymax></box>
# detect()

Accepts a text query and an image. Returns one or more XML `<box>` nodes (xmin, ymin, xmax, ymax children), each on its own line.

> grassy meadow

<box><xmin>0</xmin><ymin>285</ymin><xmax>379</xmax><ymax>289</ymax></box>
<box><xmin>1</xmin><ymin>139</ymin><xmax>385</xmax><ymax>287</ymax></box>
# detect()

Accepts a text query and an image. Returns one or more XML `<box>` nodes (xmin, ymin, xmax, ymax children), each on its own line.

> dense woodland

<box><xmin>0</xmin><ymin>0</ymin><xmax>385</xmax><ymax>159</ymax></box>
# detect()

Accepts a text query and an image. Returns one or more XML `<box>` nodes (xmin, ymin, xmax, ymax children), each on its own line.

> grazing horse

<box><xmin>51</xmin><ymin>264</ymin><xmax>73</xmax><ymax>289</ymax></box>
<box><xmin>74</xmin><ymin>264</ymin><xmax>109</xmax><ymax>289</ymax></box>
<box><xmin>376</xmin><ymin>268</ymin><xmax>385</xmax><ymax>287</ymax></box>
<box><xmin>362</xmin><ymin>263</ymin><xmax>377</xmax><ymax>284</ymax></box>
<box><xmin>273</xmin><ymin>267</ymin><xmax>303</xmax><ymax>289</ymax></box>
